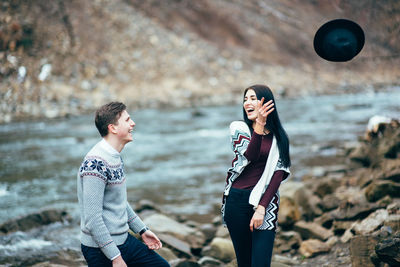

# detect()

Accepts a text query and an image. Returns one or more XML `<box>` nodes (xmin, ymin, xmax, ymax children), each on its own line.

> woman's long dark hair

<box><xmin>243</xmin><ymin>85</ymin><xmax>291</xmax><ymax>168</ymax></box>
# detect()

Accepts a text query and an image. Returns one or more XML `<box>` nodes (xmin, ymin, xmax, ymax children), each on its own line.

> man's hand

<box><xmin>112</xmin><ymin>255</ymin><xmax>127</xmax><ymax>267</ymax></box>
<box><xmin>142</xmin><ymin>230</ymin><xmax>162</xmax><ymax>250</ymax></box>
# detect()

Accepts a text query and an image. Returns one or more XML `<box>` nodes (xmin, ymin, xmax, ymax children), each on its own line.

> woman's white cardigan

<box><xmin>222</xmin><ymin>121</ymin><xmax>290</xmax><ymax>221</ymax></box>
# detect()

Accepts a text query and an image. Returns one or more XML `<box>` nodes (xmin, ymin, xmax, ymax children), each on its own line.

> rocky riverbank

<box><xmin>0</xmin><ymin>118</ymin><xmax>399</xmax><ymax>267</ymax></box>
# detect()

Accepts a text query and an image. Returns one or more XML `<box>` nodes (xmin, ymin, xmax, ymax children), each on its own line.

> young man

<box><xmin>77</xmin><ymin>102</ymin><xmax>169</xmax><ymax>267</ymax></box>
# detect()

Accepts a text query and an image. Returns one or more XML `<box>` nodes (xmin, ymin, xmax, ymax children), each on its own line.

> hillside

<box><xmin>1</xmin><ymin>0</ymin><xmax>399</xmax><ymax>123</ymax></box>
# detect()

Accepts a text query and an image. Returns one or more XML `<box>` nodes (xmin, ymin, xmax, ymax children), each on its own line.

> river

<box><xmin>0</xmin><ymin>88</ymin><xmax>399</xmax><ymax>265</ymax></box>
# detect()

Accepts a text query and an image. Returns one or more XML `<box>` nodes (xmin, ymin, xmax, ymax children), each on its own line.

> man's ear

<box><xmin>108</xmin><ymin>124</ymin><xmax>117</xmax><ymax>134</ymax></box>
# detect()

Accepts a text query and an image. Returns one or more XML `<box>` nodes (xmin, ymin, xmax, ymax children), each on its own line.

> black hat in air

<box><xmin>313</xmin><ymin>19</ymin><xmax>365</xmax><ymax>62</ymax></box>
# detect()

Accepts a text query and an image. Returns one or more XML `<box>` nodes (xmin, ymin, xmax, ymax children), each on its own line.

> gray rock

<box><xmin>143</xmin><ymin>213</ymin><xmax>206</xmax><ymax>249</ymax></box>
<box><xmin>313</xmin><ymin>212</ymin><xmax>335</xmax><ymax>229</ymax></box>
<box><xmin>224</xmin><ymin>259</ymin><xmax>238</xmax><ymax>267</ymax></box>
<box><xmin>374</xmin><ymin>158</ymin><xmax>400</xmax><ymax>183</ymax></box>
<box><xmin>319</xmin><ymin>194</ymin><xmax>340</xmax><ymax>212</ymax></box>
<box><xmin>299</xmin><ymin>239</ymin><xmax>330</xmax><ymax>258</ymax></box>
<box><xmin>201</xmin><ymin>237</ymin><xmax>235</xmax><ymax>263</ymax></box>
<box><xmin>340</xmin><ymin>228</ymin><xmax>354</xmax><ymax>244</ymax></box>
<box><xmin>294</xmin><ymin>188</ymin><xmax>322</xmax><ymax>221</ymax></box>
<box><xmin>365</xmin><ymin>180</ymin><xmax>400</xmax><ymax>202</ymax></box>
<box><xmin>156</xmin><ymin>247</ymin><xmax>179</xmax><ymax>262</ymax></box>
<box><xmin>332</xmin><ymin>220</ymin><xmax>356</xmax><ymax>235</ymax></box>
<box><xmin>185</xmin><ymin>220</ymin><xmax>201</xmax><ymax>228</ymax></box>
<box><xmin>350</xmin><ymin>120</ymin><xmax>400</xmax><ymax>167</ymax></box>
<box><xmin>325</xmin><ymin>236</ymin><xmax>339</xmax><ymax>248</ymax></box>
<box><xmin>279</xmin><ymin>181</ymin><xmax>305</xmax><ymax>199</ymax></box>
<box><xmin>215</xmin><ymin>225</ymin><xmax>229</xmax><ymax>238</ymax></box>
<box><xmin>278</xmin><ymin>197</ymin><xmax>301</xmax><ymax>228</ymax></box>
<box><xmin>293</xmin><ymin>220</ymin><xmax>333</xmax><ymax>241</ymax></box>
<box><xmin>170</xmin><ymin>259</ymin><xmax>201</xmax><ymax>267</ymax></box>
<box><xmin>0</xmin><ymin>209</ymin><xmax>70</xmax><ymax>235</ymax></box>
<box><xmin>198</xmin><ymin>256</ymin><xmax>223</xmax><ymax>266</ymax></box>
<box><xmin>274</xmin><ymin>231</ymin><xmax>302</xmax><ymax>253</ymax></box>
<box><xmin>157</xmin><ymin>233</ymin><xmax>192</xmax><ymax>258</ymax></box>
<box><xmin>387</xmin><ymin>202</ymin><xmax>400</xmax><ymax>214</ymax></box>
<box><xmin>349</xmin><ymin>235</ymin><xmax>380</xmax><ymax>267</ymax></box>
<box><xmin>353</xmin><ymin>209</ymin><xmax>389</xmax><ymax>235</ymax></box>
<box><xmin>271</xmin><ymin>263</ymin><xmax>291</xmax><ymax>267</ymax></box>
<box><xmin>199</xmin><ymin>223</ymin><xmax>217</xmax><ymax>243</ymax></box>
<box><xmin>330</xmin><ymin>201</ymin><xmax>385</xmax><ymax>221</ymax></box>
<box><xmin>312</xmin><ymin>177</ymin><xmax>341</xmax><ymax>198</ymax></box>
<box><xmin>30</xmin><ymin>262</ymin><xmax>70</xmax><ymax>267</ymax></box>
<box><xmin>384</xmin><ymin>214</ymin><xmax>400</xmax><ymax>232</ymax></box>
<box><xmin>211</xmin><ymin>216</ymin><xmax>221</xmax><ymax>226</ymax></box>
<box><xmin>135</xmin><ymin>199</ymin><xmax>160</xmax><ymax>213</ymax></box>
<box><xmin>272</xmin><ymin>254</ymin><xmax>300</xmax><ymax>265</ymax></box>
<box><xmin>375</xmin><ymin>231</ymin><xmax>400</xmax><ymax>266</ymax></box>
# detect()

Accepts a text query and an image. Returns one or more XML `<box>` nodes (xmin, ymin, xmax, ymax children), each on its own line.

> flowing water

<box><xmin>0</xmin><ymin>88</ymin><xmax>399</xmax><ymax>264</ymax></box>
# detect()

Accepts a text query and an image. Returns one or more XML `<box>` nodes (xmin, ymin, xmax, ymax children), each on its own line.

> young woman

<box><xmin>222</xmin><ymin>85</ymin><xmax>291</xmax><ymax>267</ymax></box>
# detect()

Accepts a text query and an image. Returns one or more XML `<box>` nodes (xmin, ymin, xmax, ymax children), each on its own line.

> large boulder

<box><xmin>313</xmin><ymin>212</ymin><xmax>335</xmax><ymax>229</ymax></box>
<box><xmin>375</xmin><ymin>231</ymin><xmax>400</xmax><ymax>266</ymax></box>
<box><xmin>197</xmin><ymin>256</ymin><xmax>224</xmax><ymax>266</ymax></box>
<box><xmin>293</xmin><ymin>220</ymin><xmax>333</xmax><ymax>241</ymax></box>
<box><xmin>340</xmin><ymin>228</ymin><xmax>354</xmax><ymax>243</ymax></box>
<box><xmin>353</xmin><ymin>209</ymin><xmax>389</xmax><ymax>235</ymax></box>
<box><xmin>330</xmin><ymin>201</ymin><xmax>385</xmax><ymax>221</ymax></box>
<box><xmin>364</xmin><ymin>180</ymin><xmax>400</xmax><ymax>202</ymax></box>
<box><xmin>170</xmin><ymin>259</ymin><xmax>201</xmax><ymax>267</ymax></box>
<box><xmin>279</xmin><ymin>181</ymin><xmax>304</xmax><ymax>199</ymax></box>
<box><xmin>332</xmin><ymin>220</ymin><xmax>356</xmax><ymax>236</ymax></box>
<box><xmin>312</xmin><ymin>177</ymin><xmax>341</xmax><ymax>198</ymax></box>
<box><xmin>278</xmin><ymin>196</ymin><xmax>301</xmax><ymax>228</ymax></box>
<box><xmin>381</xmin><ymin>201</ymin><xmax>400</xmax><ymax>233</ymax></box>
<box><xmin>224</xmin><ymin>259</ymin><xmax>238</xmax><ymax>267</ymax></box>
<box><xmin>280</xmin><ymin>180</ymin><xmax>325</xmax><ymax>221</ymax></box>
<box><xmin>214</xmin><ymin>225</ymin><xmax>230</xmax><ymax>238</ymax></box>
<box><xmin>279</xmin><ymin>181</ymin><xmax>303</xmax><ymax>224</ymax></box>
<box><xmin>334</xmin><ymin>185</ymin><xmax>366</xmax><ymax>205</ymax></box>
<box><xmin>156</xmin><ymin>247</ymin><xmax>179</xmax><ymax>262</ymax></box>
<box><xmin>272</xmin><ymin>254</ymin><xmax>300</xmax><ymax>266</ymax></box>
<box><xmin>157</xmin><ymin>233</ymin><xmax>193</xmax><ymax>258</ymax></box>
<box><xmin>294</xmin><ymin>187</ymin><xmax>322</xmax><ymax>221</ymax></box>
<box><xmin>134</xmin><ymin>199</ymin><xmax>161</xmax><ymax>213</ymax></box>
<box><xmin>319</xmin><ymin>194</ymin><xmax>340</xmax><ymax>212</ymax></box>
<box><xmin>199</xmin><ymin>223</ymin><xmax>217</xmax><ymax>243</ymax></box>
<box><xmin>274</xmin><ymin>231</ymin><xmax>302</xmax><ymax>253</ymax></box>
<box><xmin>299</xmin><ymin>239</ymin><xmax>330</xmax><ymax>258</ymax></box>
<box><xmin>384</xmin><ymin>214</ymin><xmax>400</xmax><ymax>232</ymax></box>
<box><xmin>0</xmin><ymin>209</ymin><xmax>70</xmax><ymax>235</ymax></box>
<box><xmin>349</xmin><ymin>118</ymin><xmax>400</xmax><ymax>167</ymax></box>
<box><xmin>373</xmin><ymin>158</ymin><xmax>400</xmax><ymax>182</ymax></box>
<box><xmin>349</xmin><ymin>235</ymin><xmax>380</xmax><ymax>267</ymax></box>
<box><xmin>201</xmin><ymin>237</ymin><xmax>235</xmax><ymax>263</ymax></box>
<box><xmin>143</xmin><ymin>214</ymin><xmax>206</xmax><ymax>249</ymax></box>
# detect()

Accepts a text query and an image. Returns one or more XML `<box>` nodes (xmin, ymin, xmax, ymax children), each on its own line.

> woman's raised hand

<box><xmin>256</xmin><ymin>97</ymin><xmax>274</xmax><ymax>124</ymax></box>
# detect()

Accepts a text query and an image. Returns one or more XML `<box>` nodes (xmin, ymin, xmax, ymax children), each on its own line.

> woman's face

<box><xmin>243</xmin><ymin>89</ymin><xmax>258</xmax><ymax>121</ymax></box>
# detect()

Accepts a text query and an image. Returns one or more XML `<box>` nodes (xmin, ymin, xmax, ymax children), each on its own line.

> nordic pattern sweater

<box><xmin>77</xmin><ymin>139</ymin><xmax>146</xmax><ymax>260</ymax></box>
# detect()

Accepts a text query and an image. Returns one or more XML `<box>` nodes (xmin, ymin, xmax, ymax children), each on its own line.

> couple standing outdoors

<box><xmin>77</xmin><ymin>84</ymin><xmax>291</xmax><ymax>267</ymax></box>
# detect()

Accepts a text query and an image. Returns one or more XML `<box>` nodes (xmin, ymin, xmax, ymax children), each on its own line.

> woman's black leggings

<box><xmin>224</xmin><ymin>188</ymin><xmax>276</xmax><ymax>267</ymax></box>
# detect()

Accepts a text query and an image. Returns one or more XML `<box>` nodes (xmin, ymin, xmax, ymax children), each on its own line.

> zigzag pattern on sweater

<box><xmin>231</xmin><ymin>130</ymin><xmax>250</xmax><ymax>152</ymax></box>
<box><xmin>257</xmin><ymin>193</ymin><xmax>280</xmax><ymax>230</ymax></box>
<box><xmin>230</xmin><ymin>130</ymin><xmax>250</xmax><ymax>169</ymax></box>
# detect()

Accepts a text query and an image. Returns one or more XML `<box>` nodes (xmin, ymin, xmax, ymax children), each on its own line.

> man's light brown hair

<box><xmin>95</xmin><ymin>102</ymin><xmax>126</xmax><ymax>137</ymax></box>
